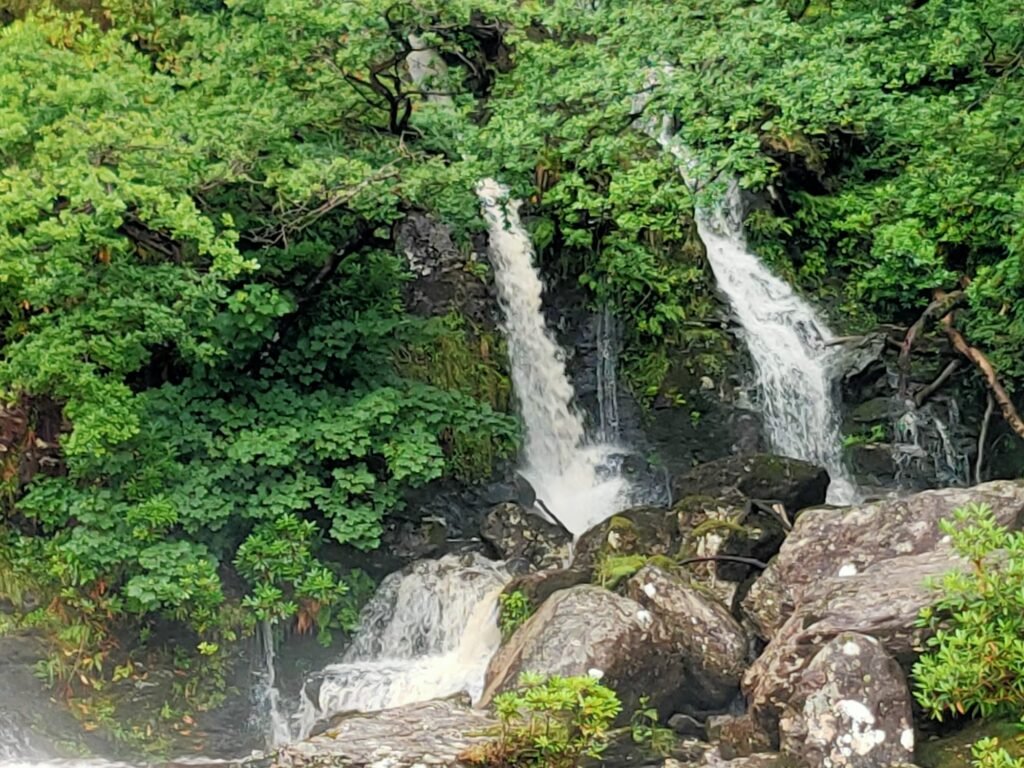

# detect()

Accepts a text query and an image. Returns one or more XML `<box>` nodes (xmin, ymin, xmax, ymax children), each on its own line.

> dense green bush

<box><xmin>915</xmin><ymin>503</ymin><xmax>1024</xmax><ymax>766</ymax></box>
<box><xmin>463</xmin><ymin>673</ymin><xmax>621</xmax><ymax>768</ymax></box>
<box><xmin>0</xmin><ymin>0</ymin><xmax>518</xmax><ymax>695</ymax></box>
<box><xmin>497</xmin><ymin>589</ymin><xmax>533</xmax><ymax>640</ymax></box>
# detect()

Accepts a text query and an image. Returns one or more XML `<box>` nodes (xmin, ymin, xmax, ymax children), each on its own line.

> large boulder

<box><xmin>480</xmin><ymin>585</ymin><xmax>658</xmax><ymax>714</ymax></box>
<box><xmin>743</xmin><ymin>481</ymin><xmax>1024</xmax><ymax>639</ymax></box>
<box><xmin>274</xmin><ymin>698</ymin><xmax>493</xmax><ymax>768</ymax></box>
<box><xmin>625</xmin><ymin>566</ymin><xmax>748</xmax><ymax>712</ymax></box>
<box><xmin>484</xmin><ymin>573</ymin><xmax>746</xmax><ymax>719</ymax></box>
<box><xmin>671</xmin><ymin>454</ymin><xmax>829</xmax><ymax>514</ymax></box>
<box><xmin>778</xmin><ymin>633</ymin><xmax>915</xmax><ymax>768</ymax></box>
<box><xmin>480</xmin><ymin>502</ymin><xmax>570</xmax><ymax>570</ymax></box>
<box><xmin>741</xmin><ymin>481</ymin><xmax>1024</xmax><ymax>745</ymax></box>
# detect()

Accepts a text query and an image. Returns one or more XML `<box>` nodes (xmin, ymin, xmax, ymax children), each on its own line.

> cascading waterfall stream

<box><xmin>253</xmin><ymin>620</ymin><xmax>292</xmax><ymax>748</ymax></box>
<box><xmin>596</xmin><ymin>306</ymin><xmax>622</xmax><ymax>443</ymax></box>
<box><xmin>292</xmin><ymin>553</ymin><xmax>508</xmax><ymax>739</ymax></box>
<box><xmin>655</xmin><ymin>124</ymin><xmax>858</xmax><ymax>504</ymax></box>
<box><xmin>477</xmin><ymin>179</ymin><xmax>631</xmax><ymax>534</ymax></box>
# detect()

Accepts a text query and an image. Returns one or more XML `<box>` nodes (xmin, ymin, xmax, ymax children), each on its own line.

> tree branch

<box><xmin>976</xmin><ymin>393</ymin><xmax>995</xmax><ymax>484</ymax></box>
<box><xmin>898</xmin><ymin>290</ymin><xmax>966</xmax><ymax>395</ymax></box>
<box><xmin>942</xmin><ymin>315</ymin><xmax>1024</xmax><ymax>439</ymax></box>
<box><xmin>913</xmin><ymin>359</ymin><xmax>960</xmax><ymax>408</ymax></box>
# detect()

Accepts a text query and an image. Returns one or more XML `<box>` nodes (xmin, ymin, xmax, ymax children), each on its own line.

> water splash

<box><xmin>293</xmin><ymin>553</ymin><xmax>508</xmax><ymax>739</ymax></box>
<box><xmin>477</xmin><ymin>179</ymin><xmax>630</xmax><ymax>533</ymax></box>
<box><xmin>656</xmin><ymin>127</ymin><xmax>858</xmax><ymax>504</ymax></box>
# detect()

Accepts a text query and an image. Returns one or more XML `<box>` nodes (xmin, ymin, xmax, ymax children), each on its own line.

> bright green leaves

<box><xmin>471</xmin><ymin>674</ymin><xmax>622</xmax><ymax>768</ymax></box>
<box><xmin>123</xmin><ymin>542</ymin><xmax>224</xmax><ymax>631</ymax></box>
<box><xmin>914</xmin><ymin>503</ymin><xmax>1024</xmax><ymax>722</ymax></box>
<box><xmin>0</xmin><ymin>0</ymin><xmax>520</xmax><ymax>649</ymax></box>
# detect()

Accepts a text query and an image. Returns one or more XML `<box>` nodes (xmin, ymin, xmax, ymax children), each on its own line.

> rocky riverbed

<box><xmin>263</xmin><ymin>455</ymin><xmax>1024</xmax><ymax>768</ymax></box>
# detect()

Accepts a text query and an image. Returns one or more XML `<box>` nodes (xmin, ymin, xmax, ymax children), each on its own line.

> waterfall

<box><xmin>656</xmin><ymin>126</ymin><xmax>858</xmax><ymax>504</ymax></box>
<box><xmin>252</xmin><ymin>620</ymin><xmax>292</xmax><ymax>748</ymax></box>
<box><xmin>477</xmin><ymin>179</ymin><xmax>630</xmax><ymax>534</ymax></box>
<box><xmin>596</xmin><ymin>306</ymin><xmax>622</xmax><ymax>442</ymax></box>
<box><xmin>292</xmin><ymin>553</ymin><xmax>508</xmax><ymax>739</ymax></box>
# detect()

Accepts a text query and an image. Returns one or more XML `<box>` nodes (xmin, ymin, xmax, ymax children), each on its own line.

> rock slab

<box><xmin>273</xmin><ymin>699</ymin><xmax>493</xmax><ymax>768</ymax></box>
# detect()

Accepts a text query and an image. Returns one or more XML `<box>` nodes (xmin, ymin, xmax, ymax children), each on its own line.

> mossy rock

<box><xmin>500</xmin><ymin>568</ymin><xmax>590</xmax><ymax>611</ymax></box>
<box><xmin>917</xmin><ymin>720</ymin><xmax>1024</xmax><ymax>768</ymax></box>
<box><xmin>571</xmin><ymin>506</ymin><xmax>680</xmax><ymax>572</ymax></box>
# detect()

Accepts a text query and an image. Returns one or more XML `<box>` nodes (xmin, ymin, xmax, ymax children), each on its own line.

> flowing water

<box><xmin>656</xmin><ymin>126</ymin><xmax>858</xmax><ymax>504</ymax></box>
<box><xmin>252</xmin><ymin>621</ymin><xmax>291</xmax><ymax>748</ymax></box>
<box><xmin>596</xmin><ymin>306</ymin><xmax>622</xmax><ymax>443</ymax></box>
<box><xmin>477</xmin><ymin>178</ymin><xmax>632</xmax><ymax>534</ymax></box>
<box><xmin>291</xmin><ymin>553</ymin><xmax>508</xmax><ymax>738</ymax></box>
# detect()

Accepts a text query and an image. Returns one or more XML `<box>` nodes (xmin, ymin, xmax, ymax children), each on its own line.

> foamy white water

<box><xmin>477</xmin><ymin>179</ymin><xmax>630</xmax><ymax>533</ymax></box>
<box><xmin>293</xmin><ymin>553</ymin><xmax>508</xmax><ymax>738</ymax></box>
<box><xmin>252</xmin><ymin>620</ymin><xmax>291</xmax><ymax>748</ymax></box>
<box><xmin>656</xmin><ymin>124</ymin><xmax>857</xmax><ymax>504</ymax></box>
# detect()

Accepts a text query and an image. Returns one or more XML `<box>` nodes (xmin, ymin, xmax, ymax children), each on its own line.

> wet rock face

<box><xmin>741</xmin><ymin>480</ymin><xmax>1024</xmax><ymax>746</ymax></box>
<box><xmin>671</xmin><ymin>454</ymin><xmax>829</xmax><ymax>515</ymax></box>
<box><xmin>743</xmin><ymin>480</ymin><xmax>1024</xmax><ymax>640</ymax></box>
<box><xmin>572</xmin><ymin>506</ymin><xmax>681</xmax><ymax>572</ymax></box>
<box><xmin>500</xmin><ymin>568</ymin><xmax>590</xmax><ymax>609</ymax></box>
<box><xmin>397</xmin><ymin>211</ymin><xmax>492</xmax><ymax>326</ymax></box>
<box><xmin>778</xmin><ymin>633</ymin><xmax>915</xmax><ymax>768</ymax></box>
<box><xmin>484</xmin><ymin>571</ymin><xmax>747</xmax><ymax>719</ymax></box>
<box><xmin>274</xmin><ymin>698</ymin><xmax>493</xmax><ymax>768</ymax></box>
<box><xmin>480</xmin><ymin>502</ymin><xmax>570</xmax><ymax>570</ymax></box>
<box><xmin>625</xmin><ymin>566</ymin><xmax>747</xmax><ymax>713</ymax></box>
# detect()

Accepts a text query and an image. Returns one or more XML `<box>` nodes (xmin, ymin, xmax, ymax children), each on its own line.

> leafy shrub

<box><xmin>914</xmin><ymin>503</ymin><xmax>1024</xmax><ymax>766</ymax></box>
<box><xmin>630</xmin><ymin>695</ymin><xmax>676</xmax><ymax>757</ymax></box>
<box><xmin>498</xmin><ymin>590</ymin><xmax>533</xmax><ymax>640</ymax></box>
<box><xmin>463</xmin><ymin>673</ymin><xmax>621</xmax><ymax>768</ymax></box>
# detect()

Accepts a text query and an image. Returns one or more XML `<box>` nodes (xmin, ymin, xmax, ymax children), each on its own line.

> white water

<box><xmin>477</xmin><ymin>179</ymin><xmax>630</xmax><ymax>534</ymax></box>
<box><xmin>655</xmin><ymin>126</ymin><xmax>858</xmax><ymax>505</ymax></box>
<box><xmin>292</xmin><ymin>553</ymin><xmax>508</xmax><ymax>739</ymax></box>
<box><xmin>596</xmin><ymin>306</ymin><xmax>622</xmax><ymax>442</ymax></box>
<box><xmin>252</xmin><ymin>620</ymin><xmax>291</xmax><ymax>748</ymax></box>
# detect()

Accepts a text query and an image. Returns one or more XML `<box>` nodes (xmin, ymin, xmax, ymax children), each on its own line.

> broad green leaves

<box><xmin>0</xmin><ymin>1</ymin><xmax>516</xmax><ymax>644</ymax></box>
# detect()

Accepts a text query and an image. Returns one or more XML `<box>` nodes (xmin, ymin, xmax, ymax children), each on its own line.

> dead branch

<box><xmin>913</xmin><ymin>359</ymin><xmax>961</xmax><ymax>408</ymax></box>
<box><xmin>898</xmin><ymin>290</ymin><xmax>965</xmax><ymax>395</ymax></box>
<box><xmin>976</xmin><ymin>393</ymin><xmax>995</xmax><ymax>484</ymax></box>
<box><xmin>942</xmin><ymin>315</ymin><xmax>1024</xmax><ymax>439</ymax></box>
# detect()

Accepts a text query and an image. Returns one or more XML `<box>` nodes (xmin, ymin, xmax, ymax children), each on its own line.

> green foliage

<box><xmin>394</xmin><ymin>312</ymin><xmax>516</xmax><ymax>481</ymax></box>
<box><xmin>842</xmin><ymin>424</ymin><xmax>888</xmax><ymax>449</ymax></box>
<box><xmin>630</xmin><ymin>695</ymin><xmax>676</xmax><ymax>757</ymax></box>
<box><xmin>914</xmin><ymin>503</ymin><xmax>1024</xmax><ymax>767</ymax></box>
<box><xmin>595</xmin><ymin>554</ymin><xmax>649</xmax><ymax>590</ymax></box>
<box><xmin>914</xmin><ymin>503</ymin><xmax>1024</xmax><ymax>721</ymax></box>
<box><xmin>465</xmin><ymin>673</ymin><xmax>621</xmax><ymax>768</ymax></box>
<box><xmin>497</xmin><ymin>589</ymin><xmax>533</xmax><ymax>640</ymax></box>
<box><xmin>0</xmin><ymin>0</ymin><xmax>518</xmax><ymax>654</ymax></box>
<box><xmin>972</xmin><ymin>738</ymin><xmax>1024</xmax><ymax>768</ymax></box>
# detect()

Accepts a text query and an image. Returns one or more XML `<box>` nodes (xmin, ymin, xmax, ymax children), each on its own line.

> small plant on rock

<box><xmin>463</xmin><ymin>672</ymin><xmax>621</xmax><ymax>768</ymax></box>
<box><xmin>630</xmin><ymin>695</ymin><xmax>676</xmax><ymax>756</ymax></box>
<box><xmin>498</xmin><ymin>590</ymin><xmax>533</xmax><ymax>640</ymax></box>
<box><xmin>914</xmin><ymin>502</ymin><xmax>1024</xmax><ymax>767</ymax></box>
